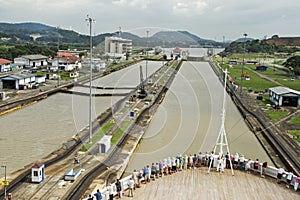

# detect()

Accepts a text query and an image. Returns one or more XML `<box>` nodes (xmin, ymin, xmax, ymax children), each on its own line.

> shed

<box><xmin>97</xmin><ymin>135</ymin><xmax>112</xmax><ymax>153</ymax></box>
<box><xmin>1</xmin><ymin>72</ymin><xmax>36</xmax><ymax>90</ymax></box>
<box><xmin>269</xmin><ymin>86</ymin><xmax>300</xmax><ymax>107</ymax></box>
<box><xmin>31</xmin><ymin>163</ymin><xmax>45</xmax><ymax>183</ymax></box>
<box><xmin>256</xmin><ymin>65</ymin><xmax>267</xmax><ymax>71</ymax></box>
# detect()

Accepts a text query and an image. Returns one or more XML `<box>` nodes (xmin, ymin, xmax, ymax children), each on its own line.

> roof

<box><xmin>269</xmin><ymin>86</ymin><xmax>300</xmax><ymax>96</ymax></box>
<box><xmin>19</xmin><ymin>54</ymin><xmax>48</xmax><ymax>60</ymax></box>
<box><xmin>53</xmin><ymin>55</ymin><xmax>80</xmax><ymax>63</ymax></box>
<box><xmin>2</xmin><ymin>72</ymin><xmax>35</xmax><ymax>80</ymax></box>
<box><xmin>0</xmin><ymin>58</ymin><xmax>12</xmax><ymax>65</ymax></box>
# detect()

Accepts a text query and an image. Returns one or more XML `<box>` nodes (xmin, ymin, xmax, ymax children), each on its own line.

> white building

<box><xmin>1</xmin><ymin>72</ymin><xmax>36</xmax><ymax>90</ymax></box>
<box><xmin>0</xmin><ymin>58</ymin><xmax>12</xmax><ymax>72</ymax></box>
<box><xmin>269</xmin><ymin>86</ymin><xmax>300</xmax><ymax>107</ymax></box>
<box><xmin>105</xmin><ymin>36</ymin><xmax>132</xmax><ymax>57</ymax></box>
<box><xmin>14</xmin><ymin>54</ymin><xmax>48</xmax><ymax>69</ymax></box>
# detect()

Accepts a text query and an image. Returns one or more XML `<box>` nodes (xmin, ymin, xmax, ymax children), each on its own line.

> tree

<box><xmin>283</xmin><ymin>55</ymin><xmax>300</xmax><ymax>75</ymax></box>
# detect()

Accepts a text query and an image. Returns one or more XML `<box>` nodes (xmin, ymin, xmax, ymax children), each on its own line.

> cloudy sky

<box><xmin>0</xmin><ymin>0</ymin><xmax>299</xmax><ymax>41</ymax></box>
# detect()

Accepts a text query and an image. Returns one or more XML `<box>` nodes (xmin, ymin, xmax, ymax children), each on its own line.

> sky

<box><xmin>0</xmin><ymin>0</ymin><xmax>299</xmax><ymax>41</ymax></box>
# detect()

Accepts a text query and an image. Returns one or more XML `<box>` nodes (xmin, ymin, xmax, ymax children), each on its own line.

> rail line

<box><xmin>209</xmin><ymin>60</ymin><xmax>300</xmax><ymax>176</ymax></box>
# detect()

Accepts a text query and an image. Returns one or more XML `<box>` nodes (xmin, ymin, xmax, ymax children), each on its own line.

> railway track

<box><xmin>0</xmin><ymin>60</ymin><xmax>179</xmax><ymax>199</ymax></box>
<box><xmin>209</xmin><ymin>61</ymin><xmax>300</xmax><ymax>176</ymax></box>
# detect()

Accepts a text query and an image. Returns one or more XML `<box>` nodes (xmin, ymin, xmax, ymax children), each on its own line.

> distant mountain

<box><xmin>0</xmin><ymin>22</ymin><xmax>224</xmax><ymax>47</ymax></box>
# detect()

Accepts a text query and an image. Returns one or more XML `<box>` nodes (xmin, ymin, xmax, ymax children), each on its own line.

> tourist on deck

<box><xmin>233</xmin><ymin>153</ymin><xmax>239</xmax><ymax>169</ymax></box>
<box><xmin>127</xmin><ymin>177</ymin><xmax>135</xmax><ymax>197</ymax></box>
<box><xmin>277</xmin><ymin>167</ymin><xmax>285</xmax><ymax>184</ymax></box>
<box><xmin>155</xmin><ymin>162</ymin><xmax>160</xmax><ymax>178</ymax></box>
<box><xmin>143</xmin><ymin>166</ymin><xmax>149</xmax><ymax>183</ymax></box>
<box><xmin>253</xmin><ymin>159</ymin><xmax>259</xmax><ymax>174</ymax></box>
<box><xmin>178</xmin><ymin>154</ymin><xmax>183</xmax><ymax>171</ymax></box>
<box><xmin>239</xmin><ymin>154</ymin><xmax>245</xmax><ymax>171</ymax></box>
<box><xmin>108</xmin><ymin>183</ymin><xmax>114</xmax><ymax>200</ymax></box>
<box><xmin>159</xmin><ymin>161</ymin><xmax>164</xmax><ymax>177</ymax></box>
<box><xmin>286</xmin><ymin>171</ymin><xmax>294</xmax><ymax>188</ymax></box>
<box><xmin>147</xmin><ymin>165</ymin><xmax>152</xmax><ymax>182</ymax></box>
<box><xmin>204</xmin><ymin>152</ymin><xmax>209</xmax><ymax>166</ymax></box>
<box><xmin>132</xmin><ymin>169</ymin><xmax>139</xmax><ymax>188</ymax></box>
<box><xmin>188</xmin><ymin>154</ymin><xmax>193</xmax><ymax>169</ymax></box>
<box><xmin>151</xmin><ymin>163</ymin><xmax>157</xmax><ymax>180</ymax></box>
<box><xmin>208</xmin><ymin>151</ymin><xmax>214</xmax><ymax>168</ymax></box>
<box><xmin>193</xmin><ymin>154</ymin><xmax>198</xmax><ymax>169</ymax></box>
<box><xmin>115</xmin><ymin>179</ymin><xmax>122</xmax><ymax>198</ymax></box>
<box><xmin>183</xmin><ymin>155</ymin><xmax>188</xmax><ymax>170</ymax></box>
<box><xmin>88</xmin><ymin>194</ymin><xmax>94</xmax><ymax>200</ymax></box>
<box><xmin>172</xmin><ymin>157</ymin><xmax>177</xmax><ymax>172</ymax></box>
<box><xmin>94</xmin><ymin>189</ymin><xmax>102</xmax><ymax>200</ymax></box>
<box><xmin>198</xmin><ymin>152</ymin><xmax>204</xmax><ymax>167</ymax></box>
<box><xmin>294</xmin><ymin>176</ymin><xmax>300</xmax><ymax>191</ymax></box>
<box><xmin>261</xmin><ymin>161</ymin><xmax>267</xmax><ymax>178</ymax></box>
<box><xmin>225</xmin><ymin>152</ymin><xmax>230</xmax><ymax>168</ymax></box>
<box><xmin>245</xmin><ymin>159</ymin><xmax>252</xmax><ymax>174</ymax></box>
<box><xmin>167</xmin><ymin>157</ymin><xmax>172</xmax><ymax>173</ymax></box>
<box><xmin>216</xmin><ymin>156</ymin><xmax>224</xmax><ymax>172</ymax></box>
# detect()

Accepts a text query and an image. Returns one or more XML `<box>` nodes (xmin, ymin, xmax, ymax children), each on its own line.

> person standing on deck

<box><xmin>286</xmin><ymin>171</ymin><xmax>294</xmax><ymax>188</ymax></box>
<box><xmin>239</xmin><ymin>154</ymin><xmax>245</xmax><ymax>171</ymax></box>
<box><xmin>115</xmin><ymin>179</ymin><xmax>122</xmax><ymax>198</ymax></box>
<box><xmin>277</xmin><ymin>167</ymin><xmax>285</xmax><ymax>184</ymax></box>
<box><xmin>294</xmin><ymin>176</ymin><xmax>300</xmax><ymax>191</ymax></box>
<box><xmin>225</xmin><ymin>152</ymin><xmax>230</xmax><ymax>169</ymax></box>
<box><xmin>94</xmin><ymin>189</ymin><xmax>102</xmax><ymax>200</ymax></box>
<box><xmin>233</xmin><ymin>153</ymin><xmax>239</xmax><ymax>169</ymax></box>
<box><xmin>127</xmin><ymin>178</ymin><xmax>135</xmax><ymax>197</ymax></box>
<box><xmin>108</xmin><ymin>183</ymin><xmax>114</xmax><ymax>200</ymax></box>
<box><xmin>183</xmin><ymin>155</ymin><xmax>188</xmax><ymax>170</ymax></box>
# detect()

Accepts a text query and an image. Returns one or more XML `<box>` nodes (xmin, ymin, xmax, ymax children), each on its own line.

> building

<box><xmin>256</xmin><ymin>65</ymin><xmax>267</xmax><ymax>71</ymax></box>
<box><xmin>1</xmin><ymin>72</ymin><xmax>40</xmax><ymax>90</ymax></box>
<box><xmin>51</xmin><ymin>52</ymin><xmax>81</xmax><ymax>71</ymax></box>
<box><xmin>14</xmin><ymin>54</ymin><xmax>48</xmax><ymax>69</ymax></box>
<box><xmin>269</xmin><ymin>86</ymin><xmax>300</xmax><ymax>107</ymax></box>
<box><xmin>104</xmin><ymin>36</ymin><xmax>132</xmax><ymax>57</ymax></box>
<box><xmin>0</xmin><ymin>58</ymin><xmax>12</xmax><ymax>72</ymax></box>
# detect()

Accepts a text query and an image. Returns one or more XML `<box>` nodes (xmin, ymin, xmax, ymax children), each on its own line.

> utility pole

<box><xmin>86</xmin><ymin>15</ymin><xmax>95</xmax><ymax>143</ymax></box>
<box><xmin>240</xmin><ymin>33</ymin><xmax>247</xmax><ymax>93</ymax></box>
<box><xmin>146</xmin><ymin>30</ymin><xmax>149</xmax><ymax>79</ymax></box>
<box><xmin>57</xmin><ymin>26</ymin><xmax>60</xmax><ymax>86</ymax></box>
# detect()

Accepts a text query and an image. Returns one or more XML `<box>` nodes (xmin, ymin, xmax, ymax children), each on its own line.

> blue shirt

<box><xmin>94</xmin><ymin>191</ymin><xmax>102</xmax><ymax>200</ymax></box>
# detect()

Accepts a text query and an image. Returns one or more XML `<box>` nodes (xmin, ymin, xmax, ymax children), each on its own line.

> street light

<box><xmin>240</xmin><ymin>33</ymin><xmax>248</xmax><ymax>93</ymax></box>
<box><xmin>1</xmin><ymin>165</ymin><xmax>7</xmax><ymax>200</ymax></box>
<box><xmin>146</xmin><ymin>30</ymin><xmax>149</xmax><ymax>79</ymax></box>
<box><xmin>86</xmin><ymin>15</ymin><xmax>95</xmax><ymax>143</ymax></box>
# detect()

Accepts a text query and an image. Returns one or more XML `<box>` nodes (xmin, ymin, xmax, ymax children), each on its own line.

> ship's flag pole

<box><xmin>208</xmin><ymin>68</ymin><xmax>234</xmax><ymax>176</ymax></box>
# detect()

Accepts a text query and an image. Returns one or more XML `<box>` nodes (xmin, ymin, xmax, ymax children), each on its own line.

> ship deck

<box><xmin>120</xmin><ymin>168</ymin><xmax>299</xmax><ymax>200</ymax></box>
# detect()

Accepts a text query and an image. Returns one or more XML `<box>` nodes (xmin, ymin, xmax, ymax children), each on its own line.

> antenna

<box><xmin>208</xmin><ymin>69</ymin><xmax>234</xmax><ymax>176</ymax></box>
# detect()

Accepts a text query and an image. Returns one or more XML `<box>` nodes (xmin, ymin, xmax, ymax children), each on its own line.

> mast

<box><xmin>208</xmin><ymin>69</ymin><xmax>234</xmax><ymax>176</ymax></box>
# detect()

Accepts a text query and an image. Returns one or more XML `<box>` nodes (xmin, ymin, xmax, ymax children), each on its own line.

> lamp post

<box><xmin>1</xmin><ymin>165</ymin><xmax>7</xmax><ymax>200</ymax></box>
<box><xmin>240</xmin><ymin>33</ymin><xmax>247</xmax><ymax>93</ymax></box>
<box><xmin>146</xmin><ymin>30</ymin><xmax>149</xmax><ymax>79</ymax></box>
<box><xmin>86</xmin><ymin>15</ymin><xmax>95</xmax><ymax>143</ymax></box>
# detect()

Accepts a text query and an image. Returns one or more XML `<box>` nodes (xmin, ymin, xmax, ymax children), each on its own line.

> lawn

<box><xmin>221</xmin><ymin>64</ymin><xmax>278</xmax><ymax>92</ymax></box>
<box><xmin>79</xmin><ymin>119</ymin><xmax>115</xmax><ymax>152</ymax></box>
<box><xmin>288</xmin><ymin>113</ymin><xmax>300</xmax><ymax>125</ymax></box>
<box><xmin>288</xmin><ymin>130</ymin><xmax>300</xmax><ymax>143</ymax></box>
<box><xmin>264</xmin><ymin>109</ymin><xmax>290</xmax><ymax>122</ymax></box>
<box><xmin>111</xmin><ymin>121</ymin><xmax>131</xmax><ymax>144</ymax></box>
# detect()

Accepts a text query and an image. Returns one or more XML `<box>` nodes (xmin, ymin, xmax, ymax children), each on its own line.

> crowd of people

<box><xmin>86</xmin><ymin>151</ymin><xmax>299</xmax><ymax>199</ymax></box>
